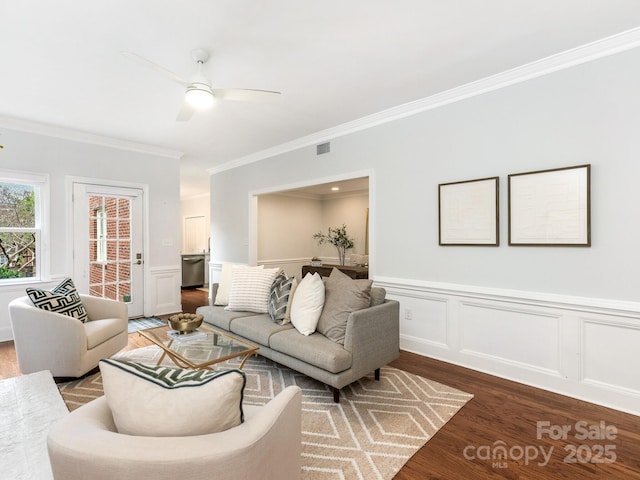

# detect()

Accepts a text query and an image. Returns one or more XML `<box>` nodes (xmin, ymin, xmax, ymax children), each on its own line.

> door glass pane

<box><xmin>89</xmin><ymin>195</ymin><xmax>132</xmax><ymax>303</ymax></box>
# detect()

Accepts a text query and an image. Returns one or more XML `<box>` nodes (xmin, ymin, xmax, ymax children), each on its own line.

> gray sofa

<box><xmin>196</xmin><ymin>284</ymin><xmax>400</xmax><ymax>402</ymax></box>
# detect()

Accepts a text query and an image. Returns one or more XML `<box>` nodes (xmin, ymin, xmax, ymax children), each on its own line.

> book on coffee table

<box><xmin>167</xmin><ymin>329</ymin><xmax>208</xmax><ymax>342</ymax></box>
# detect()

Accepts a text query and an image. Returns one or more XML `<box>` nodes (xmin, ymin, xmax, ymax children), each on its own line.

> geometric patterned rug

<box><xmin>58</xmin><ymin>345</ymin><xmax>473</xmax><ymax>480</ymax></box>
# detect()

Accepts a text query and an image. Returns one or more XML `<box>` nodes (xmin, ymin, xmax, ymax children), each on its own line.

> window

<box><xmin>0</xmin><ymin>171</ymin><xmax>47</xmax><ymax>282</ymax></box>
<box><xmin>95</xmin><ymin>206</ymin><xmax>107</xmax><ymax>262</ymax></box>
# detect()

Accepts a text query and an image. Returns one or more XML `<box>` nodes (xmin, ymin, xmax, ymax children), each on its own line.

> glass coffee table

<box><xmin>138</xmin><ymin>323</ymin><xmax>259</xmax><ymax>370</ymax></box>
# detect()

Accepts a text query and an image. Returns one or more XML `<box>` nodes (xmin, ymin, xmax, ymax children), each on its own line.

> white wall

<box><xmin>0</xmin><ymin>125</ymin><xmax>182</xmax><ymax>340</ymax></box>
<box><xmin>320</xmin><ymin>193</ymin><xmax>369</xmax><ymax>258</ymax></box>
<box><xmin>210</xmin><ymin>47</ymin><xmax>640</xmax><ymax>414</ymax></box>
<box><xmin>257</xmin><ymin>193</ymin><xmax>321</xmax><ymax>276</ymax></box>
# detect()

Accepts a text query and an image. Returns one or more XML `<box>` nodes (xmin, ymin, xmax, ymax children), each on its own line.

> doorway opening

<box><xmin>249</xmin><ymin>173</ymin><xmax>372</xmax><ymax>280</ymax></box>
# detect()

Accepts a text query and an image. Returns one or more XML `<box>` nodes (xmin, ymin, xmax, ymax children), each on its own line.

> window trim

<box><xmin>0</xmin><ymin>169</ymin><xmax>50</xmax><ymax>284</ymax></box>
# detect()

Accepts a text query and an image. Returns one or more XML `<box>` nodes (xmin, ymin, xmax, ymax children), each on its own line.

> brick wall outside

<box><xmin>88</xmin><ymin>195</ymin><xmax>133</xmax><ymax>302</ymax></box>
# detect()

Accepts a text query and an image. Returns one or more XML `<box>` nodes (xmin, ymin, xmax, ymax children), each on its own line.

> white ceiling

<box><xmin>273</xmin><ymin>177</ymin><xmax>369</xmax><ymax>200</ymax></box>
<box><xmin>1</xmin><ymin>1</ymin><xmax>640</xmax><ymax>199</ymax></box>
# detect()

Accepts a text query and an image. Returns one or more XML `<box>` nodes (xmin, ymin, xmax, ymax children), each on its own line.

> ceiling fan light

<box><xmin>185</xmin><ymin>85</ymin><xmax>215</xmax><ymax>109</ymax></box>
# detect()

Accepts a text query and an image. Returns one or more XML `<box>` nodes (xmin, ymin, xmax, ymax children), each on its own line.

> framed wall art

<box><xmin>508</xmin><ymin>164</ymin><xmax>591</xmax><ymax>246</ymax></box>
<box><xmin>438</xmin><ymin>176</ymin><xmax>499</xmax><ymax>246</ymax></box>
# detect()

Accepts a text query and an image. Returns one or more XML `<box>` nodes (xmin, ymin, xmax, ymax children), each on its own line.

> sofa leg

<box><xmin>331</xmin><ymin>387</ymin><xmax>340</xmax><ymax>403</ymax></box>
<box><xmin>374</xmin><ymin>368</ymin><xmax>380</xmax><ymax>381</ymax></box>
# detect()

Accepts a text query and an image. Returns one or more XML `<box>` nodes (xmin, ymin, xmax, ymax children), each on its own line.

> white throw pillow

<box><xmin>227</xmin><ymin>266</ymin><xmax>280</xmax><ymax>313</ymax></box>
<box><xmin>100</xmin><ymin>359</ymin><xmax>245</xmax><ymax>437</ymax></box>
<box><xmin>214</xmin><ymin>263</ymin><xmax>263</xmax><ymax>305</ymax></box>
<box><xmin>290</xmin><ymin>272</ymin><xmax>325</xmax><ymax>335</ymax></box>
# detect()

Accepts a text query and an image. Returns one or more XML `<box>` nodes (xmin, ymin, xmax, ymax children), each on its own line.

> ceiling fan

<box><xmin>122</xmin><ymin>48</ymin><xmax>281</xmax><ymax>121</ymax></box>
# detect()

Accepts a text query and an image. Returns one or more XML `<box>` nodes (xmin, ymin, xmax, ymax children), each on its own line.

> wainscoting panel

<box><xmin>399</xmin><ymin>294</ymin><xmax>448</xmax><ymax>348</ymax></box>
<box><xmin>148</xmin><ymin>266</ymin><xmax>181</xmax><ymax>316</ymax></box>
<box><xmin>458</xmin><ymin>301</ymin><xmax>561</xmax><ymax>375</ymax></box>
<box><xmin>375</xmin><ymin>276</ymin><xmax>640</xmax><ymax>416</ymax></box>
<box><xmin>582</xmin><ymin>316</ymin><xmax>640</xmax><ymax>393</ymax></box>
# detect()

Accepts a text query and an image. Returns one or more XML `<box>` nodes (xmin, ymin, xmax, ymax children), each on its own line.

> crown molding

<box><xmin>208</xmin><ymin>26</ymin><xmax>640</xmax><ymax>176</ymax></box>
<box><xmin>0</xmin><ymin>116</ymin><xmax>184</xmax><ymax>160</ymax></box>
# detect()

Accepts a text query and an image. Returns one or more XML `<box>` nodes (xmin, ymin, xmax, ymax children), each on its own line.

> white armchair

<box><xmin>47</xmin><ymin>386</ymin><xmax>303</xmax><ymax>480</ymax></box>
<box><xmin>8</xmin><ymin>294</ymin><xmax>128</xmax><ymax>378</ymax></box>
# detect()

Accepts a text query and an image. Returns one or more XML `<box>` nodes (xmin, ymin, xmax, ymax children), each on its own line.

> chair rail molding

<box><xmin>374</xmin><ymin>276</ymin><xmax>640</xmax><ymax>416</ymax></box>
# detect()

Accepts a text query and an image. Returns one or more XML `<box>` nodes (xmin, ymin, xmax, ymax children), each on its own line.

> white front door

<box><xmin>72</xmin><ymin>183</ymin><xmax>144</xmax><ymax>317</ymax></box>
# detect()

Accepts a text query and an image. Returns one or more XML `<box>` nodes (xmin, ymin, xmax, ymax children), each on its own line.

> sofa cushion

<box><xmin>228</xmin><ymin>266</ymin><xmax>280</xmax><ymax>313</ymax></box>
<box><xmin>197</xmin><ymin>305</ymin><xmax>257</xmax><ymax>331</ymax></box>
<box><xmin>290</xmin><ymin>272</ymin><xmax>325</xmax><ymax>336</ymax></box>
<box><xmin>269</xmin><ymin>329</ymin><xmax>352</xmax><ymax>374</ymax></box>
<box><xmin>26</xmin><ymin>277</ymin><xmax>88</xmax><ymax>323</ymax></box>
<box><xmin>99</xmin><ymin>359</ymin><xmax>246</xmax><ymax>437</ymax></box>
<box><xmin>316</xmin><ymin>268</ymin><xmax>372</xmax><ymax>345</ymax></box>
<box><xmin>83</xmin><ymin>318</ymin><xmax>125</xmax><ymax>349</ymax></box>
<box><xmin>230</xmin><ymin>314</ymin><xmax>294</xmax><ymax>346</ymax></box>
<box><xmin>268</xmin><ymin>272</ymin><xmax>297</xmax><ymax>324</ymax></box>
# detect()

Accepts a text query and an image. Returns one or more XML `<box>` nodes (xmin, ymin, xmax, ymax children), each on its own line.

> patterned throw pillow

<box><xmin>26</xmin><ymin>277</ymin><xmax>88</xmax><ymax>322</ymax></box>
<box><xmin>268</xmin><ymin>272</ymin><xmax>296</xmax><ymax>324</ymax></box>
<box><xmin>100</xmin><ymin>359</ymin><xmax>246</xmax><ymax>436</ymax></box>
<box><xmin>214</xmin><ymin>263</ymin><xmax>265</xmax><ymax>306</ymax></box>
<box><xmin>227</xmin><ymin>266</ymin><xmax>280</xmax><ymax>313</ymax></box>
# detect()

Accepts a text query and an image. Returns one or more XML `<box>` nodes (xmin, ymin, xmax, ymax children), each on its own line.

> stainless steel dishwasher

<box><xmin>181</xmin><ymin>254</ymin><xmax>205</xmax><ymax>287</ymax></box>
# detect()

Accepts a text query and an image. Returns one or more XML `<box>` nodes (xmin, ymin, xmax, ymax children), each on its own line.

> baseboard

<box><xmin>0</xmin><ymin>326</ymin><xmax>13</xmax><ymax>343</ymax></box>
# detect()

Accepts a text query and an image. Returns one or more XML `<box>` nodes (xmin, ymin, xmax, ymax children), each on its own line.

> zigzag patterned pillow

<box><xmin>100</xmin><ymin>358</ymin><xmax>246</xmax><ymax>436</ymax></box>
<box><xmin>268</xmin><ymin>272</ymin><xmax>296</xmax><ymax>324</ymax></box>
<box><xmin>26</xmin><ymin>278</ymin><xmax>88</xmax><ymax>322</ymax></box>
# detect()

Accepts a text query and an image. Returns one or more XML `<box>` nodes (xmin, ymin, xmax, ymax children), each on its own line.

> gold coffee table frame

<box><xmin>138</xmin><ymin>323</ymin><xmax>259</xmax><ymax>370</ymax></box>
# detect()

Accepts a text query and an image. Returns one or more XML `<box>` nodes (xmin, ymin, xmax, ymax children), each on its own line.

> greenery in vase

<box><xmin>312</xmin><ymin>224</ymin><xmax>355</xmax><ymax>266</ymax></box>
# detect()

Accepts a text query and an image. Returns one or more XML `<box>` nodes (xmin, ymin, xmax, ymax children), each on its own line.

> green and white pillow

<box><xmin>26</xmin><ymin>277</ymin><xmax>88</xmax><ymax>322</ymax></box>
<box><xmin>99</xmin><ymin>358</ymin><xmax>246</xmax><ymax>437</ymax></box>
<box><xmin>268</xmin><ymin>272</ymin><xmax>297</xmax><ymax>324</ymax></box>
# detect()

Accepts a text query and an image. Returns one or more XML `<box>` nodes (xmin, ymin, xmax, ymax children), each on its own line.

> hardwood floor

<box><xmin>2</xmin><ymin>287</ymin><xmax>639</xmax><ymax>479</ymax></box>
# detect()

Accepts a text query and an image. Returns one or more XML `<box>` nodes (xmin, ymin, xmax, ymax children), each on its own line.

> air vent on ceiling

<box><xmin>316</xmin><ymin>142</ymin><xmax>330</xmax><ymax>155</ymax></box>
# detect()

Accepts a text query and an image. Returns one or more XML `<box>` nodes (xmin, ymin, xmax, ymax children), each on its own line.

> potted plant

<box><xmin>313</xmin><ymin>224</ymin><xmax>355</xmax><ymax>266</ymax></box>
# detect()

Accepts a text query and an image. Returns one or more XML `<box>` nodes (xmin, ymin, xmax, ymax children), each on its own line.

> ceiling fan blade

<box><xmin>176</xmin><ymin>101</ymin><xmax>196</xmax><ymax>122</ymax></box>
<box><xmin>121</xmin><ymin>51</ymin><xmax>189</xmax><ymax>87</ymax></box>
<box><xmin>212</xmin><ymin>88</ymin><xmax>281</xmax><ymax>102</ymax></box>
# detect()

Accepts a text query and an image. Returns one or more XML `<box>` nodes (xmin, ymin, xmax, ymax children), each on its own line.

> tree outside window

<box><xmin>0</xmin><ymin>182</ymin><xmax>37</xmax><ymax>279</ymax></box>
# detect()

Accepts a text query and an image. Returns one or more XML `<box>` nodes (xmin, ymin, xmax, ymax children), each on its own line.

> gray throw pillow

<box><xmin>370</xmin><ymin>287</ymin><xmax>386</xmax><ymax>307</ymax></box>
<box><xmin>316</xmin><ymin>268</ymin><xmax>372</xmax><ymax>345</ymax></box>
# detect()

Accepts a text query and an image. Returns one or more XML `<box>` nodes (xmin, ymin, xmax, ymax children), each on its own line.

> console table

<box><xmin>301</xmin><ymin>264</ymin><xmax>369</xmax><ymax>279</ymax></box>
